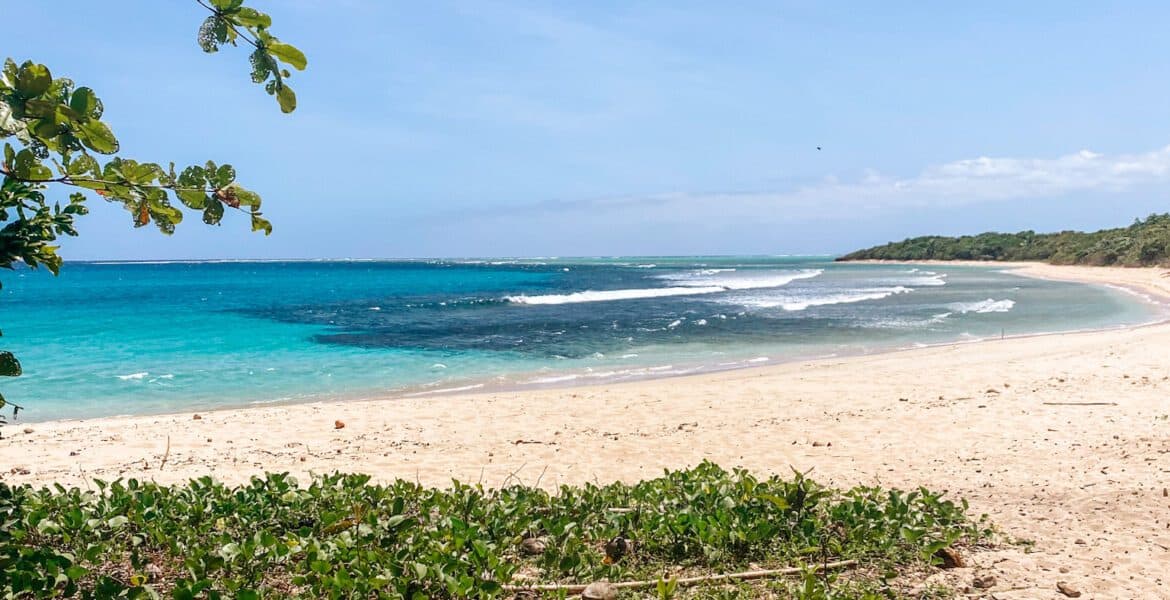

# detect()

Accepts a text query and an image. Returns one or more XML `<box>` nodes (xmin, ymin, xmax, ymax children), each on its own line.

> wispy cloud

<box><xmin>440</xmin><ymin>145</ymin><xmax>1170</xmax><ymax>225</ymax></box>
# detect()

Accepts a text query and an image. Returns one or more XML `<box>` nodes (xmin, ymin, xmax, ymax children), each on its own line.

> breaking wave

<box><xmin>950</xmin><ymin>298</ymin><xmax>1016</xmax><ymax>314</ymax></box>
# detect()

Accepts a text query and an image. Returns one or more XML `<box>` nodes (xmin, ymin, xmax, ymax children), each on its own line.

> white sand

<box><xmin>4</xmin><ymin>263</ymin><xmax>1170</xmax><ymax>598</ymax></box>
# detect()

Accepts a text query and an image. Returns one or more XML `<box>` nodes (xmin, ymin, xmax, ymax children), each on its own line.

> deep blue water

<box><xmin>1</xmin><ymin>257</ymin><xmax>1161</xmax><ymax>421</ymax></box>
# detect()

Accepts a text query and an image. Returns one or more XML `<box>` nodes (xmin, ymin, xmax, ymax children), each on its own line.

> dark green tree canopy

<box><xmin>0</xmin><ymin>0</ymin><xmax>306</xmax><ymax>423</ymax></box>
<box><xmin>838</xmin><ymin>213</ymin><xmax>1170</xmax><ymax>267</ymax></box>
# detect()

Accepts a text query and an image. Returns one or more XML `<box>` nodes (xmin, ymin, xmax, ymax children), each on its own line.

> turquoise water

<box><xmin>1</xmin><ymin>257</ymin><xmax>1161</xmax><ymax>421</ymax></box>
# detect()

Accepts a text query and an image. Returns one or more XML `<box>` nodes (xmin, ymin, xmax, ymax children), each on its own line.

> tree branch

<box><xmin>0</xmin><ymin>167</ymin><xmax>257</xmax><ymax>215</ymax></box>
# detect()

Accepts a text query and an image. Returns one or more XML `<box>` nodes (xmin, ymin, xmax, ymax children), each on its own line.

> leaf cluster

<box><xmin>0</xmin><ymin>462</ymin><xmax>990</xmax><ymax>598</ymax></box>
<box><xmin>196</xmin><ymin>0</ymin><xmax>307</xmax><ymax>113</ymax></box>
<box><xmin>0</xmin><ymin>59</ymin><xmax>272</xmax><ymax>247</ymax></box>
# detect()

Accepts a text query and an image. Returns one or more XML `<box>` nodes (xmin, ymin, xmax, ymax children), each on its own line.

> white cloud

<box><xmin>454</xmin><ymin>144</ymin><xmax>1170</xmax><ymax>225</ymax></box>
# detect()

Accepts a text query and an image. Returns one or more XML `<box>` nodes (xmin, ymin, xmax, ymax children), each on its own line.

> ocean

<box><xmin>1</xmin><ymin>257</ymin><xmax>1162</xmax><ymax>421</ymax></box>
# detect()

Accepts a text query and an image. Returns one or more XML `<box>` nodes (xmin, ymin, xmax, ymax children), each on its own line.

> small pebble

<box><xmin>582</xmin><ymin>582</ymin><xmax>617</xmax><ymax>600</ymax></box>
<box><xmin>972</xmin><ymin>574</ymin><xmax>996</xmax><ymax>589</ymax></box>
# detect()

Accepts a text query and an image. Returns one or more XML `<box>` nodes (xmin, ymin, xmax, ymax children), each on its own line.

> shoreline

<box><xmin>17</xmin><ymin>261</ymin><xmax>1170</xmax><ymax>426</ymax></box>
<box><xmin>5</xmin><ymin>263</ymin><xmax>1170</xmax><ymax>596</ymax></box>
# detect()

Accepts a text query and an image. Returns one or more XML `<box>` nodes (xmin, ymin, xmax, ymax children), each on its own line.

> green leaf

<box><xmin>15</xmin><ymin>62</ymin><xmax>52</xmax><ymax>97</ymax></box>
<box><xmin>267</xmin><ymin>42</ymin><xmax>307</xmax><ymax>70</ymax></box>
<box><xmin>250</xmin><ymin>213</ymin><xmax>272</xmax><ymax>235</ymax></box>
<box><xmin>77</xmin><ymin>120</ymin><xmax>119</xmax><ymax>153</ymax></box>
<box><xmin>176</xmin><ymin>190</ymin><xmax>208</xmax><ymax>210</ymax></box>
<box><xmin>13</xmin><ymin>149</ymin><xmax>52</xmax><ymax>180</ymax></box>
<box><xmin>69</xmin><ymin>87</ymin><xmax>102</xmax><ymax>118</ymax></box>
<box><xmin>212</xmin><ymin>164</ymin><xmax>236</xmax><ymax>187</ymax></box>
<box><xmin>203</xmin><ymin>200</ymin><xmax>225</xmax><ymax>225</ymax></box>
<box><xmin>233</xmin><ymin>7</ymin><xmax>272</xmax><ymax>28</ymax></box>
<box><xmin>229</xmin><ymin>185</ymin><xmax>261</xmax><ymax>208</ymax></box>
<box><xmin>210</xmin><ymin>0</ymin><xmax>244</xmax><ymax>9</ymax></box>
<box><xmin>0</xmin><ymin>351</ymin><xmax>21</xmax><ymax>377</ymax></box>
<box><xmin>67</xmin><ymin>154</ymin><xmax>99</xmax><ymax>177</ymax></box>
<box><xmin>275</xmin><ymin>83</ymin><xmax>296</xmax><ymax>113</ymax></box>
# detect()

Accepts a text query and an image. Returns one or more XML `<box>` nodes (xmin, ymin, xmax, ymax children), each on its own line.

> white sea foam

<box><xmin>117</xmin><ymin>372</ymin><xmax>148</xmax><ymax>381</ymax></box>
<box><xmin>507</xmin><ymin>269</ymin><xmax>822</xmax><ymax>305</ymax></box>
<box><xmin>526</xmin><ymin>374</ymin><xmax>581</xmax><ymax>384</ymax></box>
<box><xmin>405</xmin><ymin>383</ymin><xmax>485</xmax><ymax>396</ymax></box>
<box><xmin>694</xmin><ymin>319</ymin><xmax>708</xmax><ymax>326</ymax></box>
<box><xmin>657</xmin><ymin>268</ymin><xmax>822</xmax><ymax>290</ymax></box>
<box><xmin>735</xmin><ymin>287</ymin><xmax>913</xmax><ymax>311</ymax></box>
<box><xmin>523</xmin><ymin>363</ymin><xmax>693</xmax><ymax>385</ymax></box>
<box><xmin>902</xmin><ymin>273</ymin><xmax>947</xmax><ymax>286</ymax></box>
<box><xmin>430</xmin><ymin>363</ymin><xmax>448</xmax><ymax>369</ymax></box>
<box><xmin>950</xmin><ymin>298</ymin><xmax>1016</xmax><ymax>314</ymax></box>
<box><xmin>667</xmin><ymin>319</ymin><xmax>683</xmax><ymax>328</ymax></box>
<box><xmin>507</xmin><ymin>286</ymin><xmax>727</xmax><ymax>305</ymax></box>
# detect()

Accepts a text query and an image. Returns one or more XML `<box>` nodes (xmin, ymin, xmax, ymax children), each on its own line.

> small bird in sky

<box><xmin>816</xmin><ymin>146</ymin><xmax>822</xmax><ymax>151</ymax></box>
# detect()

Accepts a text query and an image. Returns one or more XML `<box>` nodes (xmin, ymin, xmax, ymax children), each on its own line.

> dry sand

<box><xmin>4</xmin><ymin>263</ymin><xmax>1170</xmax><ymax>598</ymax></box>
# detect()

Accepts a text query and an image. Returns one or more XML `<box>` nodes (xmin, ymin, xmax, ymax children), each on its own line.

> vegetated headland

<box><xmin>838</xmin><ymin>213</ymin><xmax>1170</xmax><ymax>266</ymax></box>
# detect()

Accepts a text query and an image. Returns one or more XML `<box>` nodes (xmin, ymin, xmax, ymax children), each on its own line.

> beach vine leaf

<box><xmin>0</xmin><ymin>1</ymin><xmax>306</xmax><ymax>425</ymax></box>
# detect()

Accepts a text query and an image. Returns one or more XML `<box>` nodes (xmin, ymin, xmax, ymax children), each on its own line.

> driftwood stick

<box><xmin>502</xmin><ymin>559</ymin><xmax>857</xmax><ymax>593</ymax></box>
<box><xmin>1042</xmin><ymin>402</ymin><xmax>1118</xmax><ymax>406</ymax></box>
<box><xmin>159</xmin><ymin>435</ymin><xmax>171</xmax><ymax>471</ymax></box>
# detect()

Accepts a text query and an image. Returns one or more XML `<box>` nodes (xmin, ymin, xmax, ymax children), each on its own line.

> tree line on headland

<box><xmin>837</xmin><ymin>213</ymin><xmax>1170</xmax><ymax>266</ymax></box>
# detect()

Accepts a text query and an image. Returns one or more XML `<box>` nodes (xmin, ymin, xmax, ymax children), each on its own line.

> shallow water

<box><xmin>1</xmin><ymin>257</ymin><xmax>1161</xmax><ymax>421</ymax></box>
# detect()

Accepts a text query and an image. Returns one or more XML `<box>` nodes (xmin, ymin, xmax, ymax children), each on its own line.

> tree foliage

<box><xmin>0</xmin><ymin>1</ymin><xmax>305</xmax><ymax>426</ymax></box>
<box><xmin>838</xmin><ymin>213</ymin><xmax>1170</xmax><ymax>266</ymax></box>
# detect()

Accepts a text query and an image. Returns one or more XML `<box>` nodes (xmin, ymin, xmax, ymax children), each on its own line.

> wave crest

<box><xmin>950</xmin><ymin>298</ymin><xmax>1016</xmax><ymax>314</ymax></box>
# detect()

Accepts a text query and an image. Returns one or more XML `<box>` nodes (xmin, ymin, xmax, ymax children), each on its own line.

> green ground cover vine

<box><xmin>1</xmin><ymin>462</ymin><xmax>990</xmax><ymax>599</ymax></box>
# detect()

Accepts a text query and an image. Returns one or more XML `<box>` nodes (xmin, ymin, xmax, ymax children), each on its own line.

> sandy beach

<box><xmin>4</xmin><ymin>263</ymin><xmax>1170</xmax><ymax>598</ymax></box>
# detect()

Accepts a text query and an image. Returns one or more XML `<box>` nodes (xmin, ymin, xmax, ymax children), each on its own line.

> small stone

<box><xmin>334</xmin><ymin>420</ymin><xmax>345</xmax><ymax>430</ymax></box>
<box><xmin>192</xmin><ymin>414</ymin><xmax>202</xmax><ymax>420</ymax></box>
<box><xmin>933</xmin><ymin>546</ymin><xmax>965</xmax><ymax>569</ymax></box>
<box><xmin>1059</xmin><ymin>566</ymin><xmax>1070</xmax><ymax>574</ymax></box>
<box><xmin>22</xmin><ymin>428</ymin><xmax>33</xmax><ymax>434</ymax></box>
<box><xmin>581</xmin><ymin>582</ymin><xmax>617</xmax><ymax>600</ymax></box>
<box><xmin>69</xmin><ymin>450</ymin><xmax>79</xmax><ymax>456</ymax></box>
<box><xmin>1074</xmin><ymin>538</ymin><xmax>1086</xmax><ymax>545</ymax></box>
<box><xmin>519</xmin><ymin>537</ymin><xmax>548</xmax><ymax>556</ymax></box>
<box><xmin>1056</xmin><ymin>581</ymin><xmax>1082</xmax><ymax>598</ymax></box>
<box><xmin>299</xmin><ymin>456</ymin><xmax>306</xmax><ymax>462</ymax></box>
<box><xmin>1163</xmin><ymin>487</ymin><xmax>1167</xmax><ymax>497</ymax></box>
<box><xmin>812</xmin><ymin>441</ymin><xmax>826</xmax><ymax>447</ymax></box>
<box><xmin>972</xmin><ymin>574</ymin><xmax>997</xmax><ymax>589</ymax></box>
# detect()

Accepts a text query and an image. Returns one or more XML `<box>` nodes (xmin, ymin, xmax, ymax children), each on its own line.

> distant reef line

<box><xmin>837</xmin><ymin>213</ymin><xmax>1170</xmax><ymax>267</ymax></box>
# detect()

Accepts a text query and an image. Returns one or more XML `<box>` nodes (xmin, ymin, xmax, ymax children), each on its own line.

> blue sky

<box><xmin>8</xmin><ymin>1</ymin><xmax>1170</xmax><ymax>259</ymax></box>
